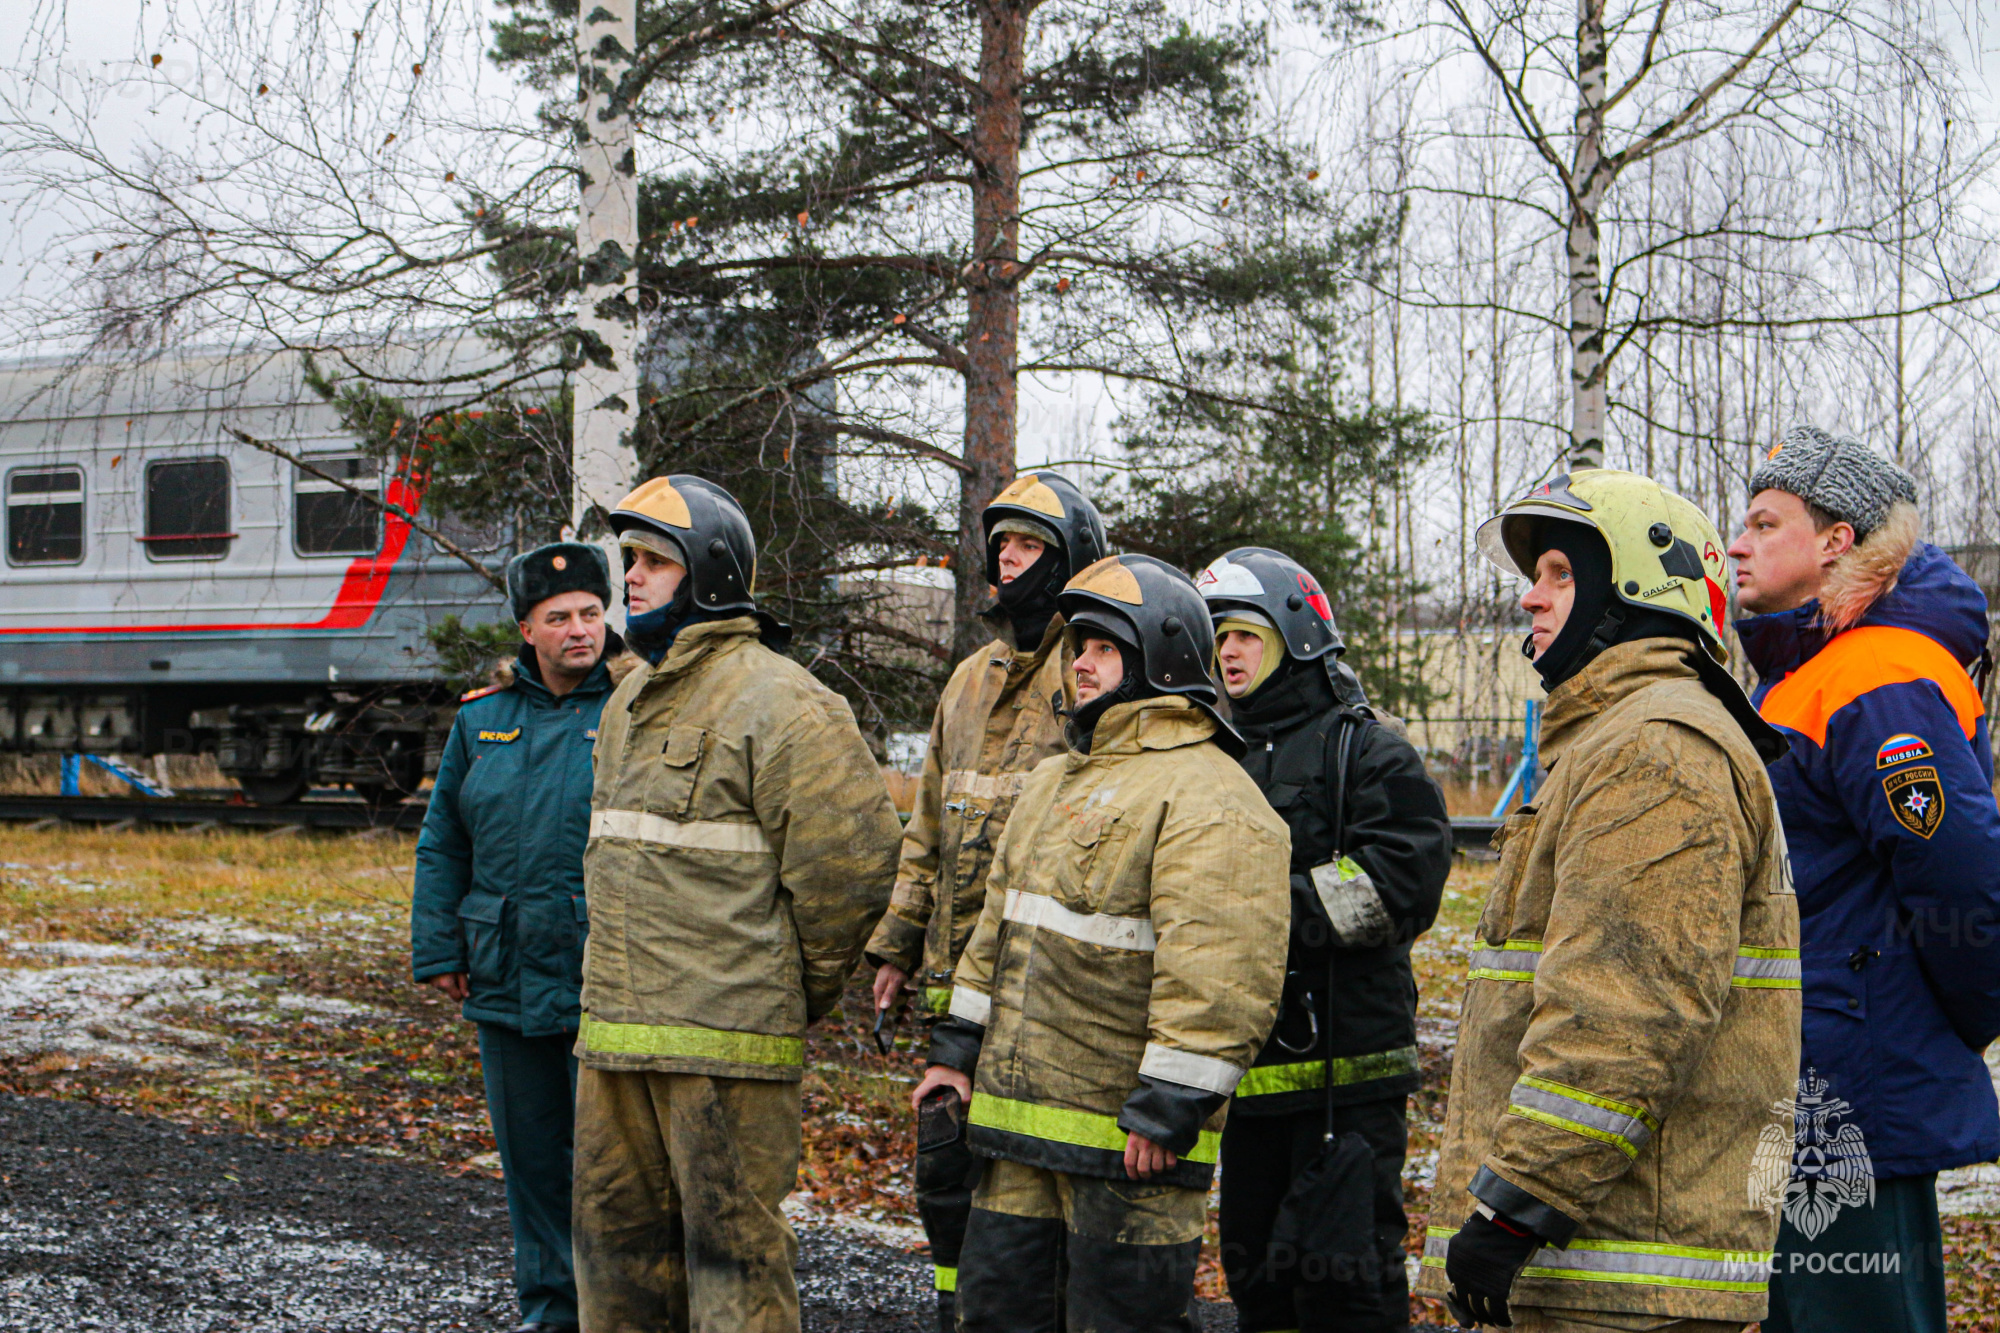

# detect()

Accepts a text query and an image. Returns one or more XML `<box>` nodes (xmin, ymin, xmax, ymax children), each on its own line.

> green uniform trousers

<box><xmin>476</xmin><ymin>1022</ymin><xmax>580</xmax><ymax>1327</ymax></box>
<box><xmin>572</xmin><ymin>1067</ymin><xmax>801</xmax><ymax>1333</ymax></box>
<box><xmin>1764</xmin><ymin>1171</ymin><xmax>1946</xmax><ymax>1333</ymax></box>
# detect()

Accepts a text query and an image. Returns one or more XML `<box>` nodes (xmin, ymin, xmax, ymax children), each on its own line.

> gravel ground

<box><xmin>0</xmin><ymin>1092</ymin><xmax>935</xmax><ymax>1332</ymax></box>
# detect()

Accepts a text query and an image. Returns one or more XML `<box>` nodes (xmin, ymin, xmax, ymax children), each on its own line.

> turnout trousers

<box><xmin>956</xmin><ymin>1157</ymin><xmax>1206</xmax><ymax>1333</ymax></box>
<box><xmin>1508</xmin><ymin>1312</ymin><xmax>1747</xmax><ymax>1332</ymax></box>
<box><xmin>571</xmin><ymin>1066</ymin><xmax>802</xmax><ymax>1333</ymax></box>
<box><xmin>477</xmin><ymin>1022</ymin><xmax>581</xmax><ymax>1327</ymax></box>
<box><xmin>1217</xmin><ymin>1095</ymin><xmax>1409</xmax><ymax>1333</ymax></box>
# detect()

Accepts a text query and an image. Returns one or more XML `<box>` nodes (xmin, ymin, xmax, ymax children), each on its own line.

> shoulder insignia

<box><xmin>1883</xmin><ymin>765</ymin><xmax>1945</xmax><ymax>838</ymax></box>
<box><xmin>1876</xmin><ymin>733</ymin><xmax>1933</xmax><ymax>768</ymax></box>
<box><xmin>476</xmin><ymin>727</ymin><xmax>522</xmax><ymax>744</ymax></box>
<box><xmin>584</xmin><ymin>728</ymin><xmax>599</xmax><ymax>741</ymax></box>
<box><xmin>459</xmin><ymin>683</ymin><xmax>505</xmax><ymax>702</ymax></box>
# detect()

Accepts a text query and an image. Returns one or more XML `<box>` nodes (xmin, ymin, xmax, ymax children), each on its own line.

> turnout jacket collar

<box><xmin>862</xmin><ymin>613</ymin><xmax>1073</xmax><ymax>1002</ymax></box>
<box><xmin>1062</xmin><ymin>694</ymin><xmax>1219</xmax><ymax>760</ymax></box>
<box><xmin>1538</xmin><ymin>637</ymin><xmax>1706</xmax><ymax>768</ymax></box>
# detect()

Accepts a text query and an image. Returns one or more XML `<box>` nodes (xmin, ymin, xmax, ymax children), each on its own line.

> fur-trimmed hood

<box><xmin>1817</xmin><ymin>499</ymin><xmax>1921</xmax><ymax>632</ymax></box>
<box><xmin>1737</xmin><ymin>509</ymin><xmax>1991</xmax><ymax>683</ymax></box>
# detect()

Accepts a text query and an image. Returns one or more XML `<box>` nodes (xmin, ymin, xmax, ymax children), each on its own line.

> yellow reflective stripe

<box><xmin>1422</xmin><ymin>1228</ymin><xmax>1770</xmax><ymax>1292</ymax></box>
<box><xmin>924</xmin><ymin>986</ymin><xmax>953</xmax><ymax>1015</ymax></box>
<box><xmin>1732</xmin><ymin>946</ymin><xmax>1802</xmax><ymax>989</ymax></box>
<box><xmin>579</xmin><ymin>1013</ymin><xmax>803</xmax><ymax>1067</ymax></box>
<box><xmin>589</xmin><ymin>810</ymin><xmax>774</xmax><ymax>856</ymax></box>
<box><xmin>1236</xmin><ymin>1046</ymin><xmax>1420</xmax><ymax>1098</ymax></box>
<box><xmin>934</xmin><ymin>1265</ymin><xmax>957</xmax><ymax>1292</ymax></box>
<box><xmin>968</xmin><ymin>1093</ymin><xmax>1220</xmax><ymax>1165</ymax></box>
<box><xmin>1507</xmin><ymin>1076</ymin><xmax>1660</xmax><ymax>1159</ymax></box>
<box><xmin>1468</xmin><ymin>938</ymin><xmax>1543</xmax><ymax>982</ymax></box>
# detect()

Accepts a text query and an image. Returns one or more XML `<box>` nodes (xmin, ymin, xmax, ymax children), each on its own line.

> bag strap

<box><xmin>1320</xmin><ymin>708</ymin><xmax>1367</xmax><ymax>1148</ymax></box>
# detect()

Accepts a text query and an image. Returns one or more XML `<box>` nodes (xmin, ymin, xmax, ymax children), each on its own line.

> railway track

<box><xmin>0</xmin><ymin>794</ymin><xmax>1503</xmax><ymax>846</ymax></box>
<box><xmin>0</xmin><ymin>790</ymin><xmax>426</xmax><ymax>832</ymax></box>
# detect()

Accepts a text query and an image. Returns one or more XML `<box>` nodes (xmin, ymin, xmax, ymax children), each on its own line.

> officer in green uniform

<box><xmin>412</xmin><ymin>541</ymin><xmax>631</xmax><ymax>1333</ymax></box>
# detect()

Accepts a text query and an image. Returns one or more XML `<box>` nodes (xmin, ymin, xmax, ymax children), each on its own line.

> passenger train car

<box><xmin>0</xmin><ymin>343</ymin><xmax>514</xmax><ymax>803</ymax></box>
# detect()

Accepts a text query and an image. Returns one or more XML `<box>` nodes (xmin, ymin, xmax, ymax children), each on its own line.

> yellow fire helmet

<box><xmin>1476</xmin><ymin>468</ymin><xmax>1732</xmax><ymax>663</ymax></box>
<box><xmin>1477</xmin><ymin>468</ymin><xmax>1786</xmax><ymax>760</ymax></box>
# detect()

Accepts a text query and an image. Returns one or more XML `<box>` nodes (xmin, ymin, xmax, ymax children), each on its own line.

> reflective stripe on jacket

<box><xmin>944</xmin><ymin>696</ymin><xmax>1290</xmax><ymax>1188</ymax></box>
<box><xmin>863</xmin><ymin>613</ymin><xmax>1071</xmax><ymax>1006</ymax></box>
<box><xmin>1417</xmin><ymin>639</ymin><xmax>1801</xmax><ymax>1324</ymax></box>
<box><xmin>577</xmin><ymin>617</ymin><xmax>901</xmax><ymax>1080</ymax></box>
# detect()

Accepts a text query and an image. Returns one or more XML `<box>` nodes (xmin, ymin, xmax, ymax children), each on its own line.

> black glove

<box><xmin>1444</xmin><ymin>1209</ymin><xmax>1542</xmax><ymax>1329</ymax></box>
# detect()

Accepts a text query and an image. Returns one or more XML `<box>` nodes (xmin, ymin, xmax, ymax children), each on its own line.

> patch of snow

<box><xmin>784</xmin><ymin>1193</ymin><xmax>928</xmax><ymax>1251</ymax></box>
<box><xmin>6</xmin><ymin>940</ymin><xmax>158</xmax><ymax>961</ymax></box>
<box><xmin>156</xmin><ymin>918</ymin><xmax>307</xmax><ymax>950</ymax></box>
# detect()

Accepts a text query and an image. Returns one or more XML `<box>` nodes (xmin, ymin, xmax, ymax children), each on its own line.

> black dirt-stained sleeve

<box><xmin>927</xmin><ymin>1015</ymin><xmax>985</xmax><ymax>1076</ymax></box>
<box><xmin>1338</xmin><ymin>723</ymin><xmax>1453</xmax><ymax>947</ymax></box>
<box><xmin>1117</xmin><ymin>1075</ymin><xmax>1227</xmax><ymax>1157</ymax></box>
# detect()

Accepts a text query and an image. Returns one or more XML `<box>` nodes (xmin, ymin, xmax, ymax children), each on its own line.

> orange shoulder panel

<box><xmin>1759</xmin><ymin>625</ymin><xmax>1983</xmax><ymax>749</ymax></box>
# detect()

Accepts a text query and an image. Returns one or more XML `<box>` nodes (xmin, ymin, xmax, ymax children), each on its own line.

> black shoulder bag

<box><xmin>1268</xmin><ymin>708</ymin><xmax>1380</xmax><ymax>1288</ymax></box>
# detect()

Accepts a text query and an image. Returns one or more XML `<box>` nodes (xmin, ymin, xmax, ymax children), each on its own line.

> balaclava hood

<box><xmin>1528</xmin><ymin>517</ymin><xmax>1697</xmax><ymax>690</ymax></box>
<box><xmin>1068</xmin><ymin>627</ymin><xmax>1146</xmax><ymax>752</ymax></box>
<box><xmin>994</xmin><ymin>542</ymin><xmax>1064</xmax><ymax>650</ymax></box>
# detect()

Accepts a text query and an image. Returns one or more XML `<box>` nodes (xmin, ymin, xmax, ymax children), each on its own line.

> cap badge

<box><xmin>551</xmin><ymin>555</ymin><xmax>568</xmax><ymax>571</ymax></box>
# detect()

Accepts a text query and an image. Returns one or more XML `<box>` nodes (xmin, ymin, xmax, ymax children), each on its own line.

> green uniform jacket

<box><xmin>941</xmin><ymin>697</ymin><xmax>1291</xmax><ymax>1189</ymax></box>
<box><xmin>863</xmin><ymin>612</ymin><xmax>1072</xmax><ymax>1014</ymax></box>
<box><xmin>576</xmin><ymin>617</ymin><xmax>902</xmax><ymax>1080</ymax></box>
<box><xmin>411</xmin><ymin>650</ymin><xmax>620</xmax><ymax>1037</ymax></box>
<box><xmin>1417</xmin><ymin>639</ymin><xmax>1802</xmax><ymax>1323</ymax></box>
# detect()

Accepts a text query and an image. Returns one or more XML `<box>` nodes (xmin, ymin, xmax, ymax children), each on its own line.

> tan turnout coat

<box><xmin>949</xmin><ymin>696</ymin><xmax>1291</xmax><ymax>1187</ymax></box>
<box><xmin>1417</xmin><ymin>639</ymin><xmax>1801</xmax><ymax>1323</ymax></box>
<box><xmin>864</xmin><ymin>613</ymin><xmax>1072</xmax><ymax>1012</ymax></box>
<box><xmin>577</xmin><ymin>617</ymin><xmax>901</xmax><ymax>1080</ymax></box>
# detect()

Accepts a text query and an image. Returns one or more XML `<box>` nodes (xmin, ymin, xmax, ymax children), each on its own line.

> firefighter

<box><xmin>863</xmin><ymin>471</ymin><xmax>1107</xmax><ymax>1328</ymax></box>
<box><xmin>1416</xmin><ymin>469</ymin><xmax>1801</xmax><ymax>1333</ymax></box>
<box><xmin>1197</xmin><ymin>547</ymin><xmax>1453</xmax><ymax>1333</ymax></box>
<box><xmin>569</xmin><ymin>475</ymin><xmax>902</xmax><ymax>1333</ymax></box>
<box><xmin>911</xmin><ymin>553</ymin><xmax>1292</xmax><ymax>1333</ymax></box>
<box><xmin>412</xmin><ymin>541</ymin><xmax>631</xmax><ymax>1333</ymax></box>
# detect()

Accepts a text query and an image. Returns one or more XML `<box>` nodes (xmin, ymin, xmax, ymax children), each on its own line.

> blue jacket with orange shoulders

<box><xmin>1738</xmin><ymin>541</ymin><xmax>2000</xmax><ymax>1179</ymax></box>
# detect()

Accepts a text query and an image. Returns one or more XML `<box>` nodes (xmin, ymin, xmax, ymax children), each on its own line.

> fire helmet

<box><xmin>609</xmin><ymin>475</ymin><xmax>760</xmax><ymax>615</ymax></box>
<box><xmin>982</xmin><ymin>471</ymin><xmax>1108</xmax><ymax>587</ymax></box>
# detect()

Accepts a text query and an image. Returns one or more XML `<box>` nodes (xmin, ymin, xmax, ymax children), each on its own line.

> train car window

<box><xmin>294</xmin><ymin>455</ymin><xmax>381</xmax><ymax>555</ymax></box>
<box><xmin>143</xmin><ymin>458</ymin><xmax>234</xmax><ymax>559</ymax></box>
<box><xmin>6</xmin><ymin>466</ymin><xmax>85</xmax><ymax>565</ymax></box>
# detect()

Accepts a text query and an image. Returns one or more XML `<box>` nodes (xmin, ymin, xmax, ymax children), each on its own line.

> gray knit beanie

<box><xmin>1750</xmin><ymin>425</ymin><xmax>1918</xmax><ymax>539</ymax></box>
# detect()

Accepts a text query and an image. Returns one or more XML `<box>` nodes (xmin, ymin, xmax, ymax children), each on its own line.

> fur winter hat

<box><xmin>1751</xmin><ymin>425</ymin><xmax>1918</xmax><ymax>540</ymax></box>
<box><xmin>506</xmin><ymin>542</ymin><xmax>612</xmax><ymax>621</ymax></box>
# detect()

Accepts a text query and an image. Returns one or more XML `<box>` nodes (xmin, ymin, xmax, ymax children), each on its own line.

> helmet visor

<box><xmin>1475</xmin><ymin>502</ymin><xmax>1596</xmax><ymax>580</ymax></box>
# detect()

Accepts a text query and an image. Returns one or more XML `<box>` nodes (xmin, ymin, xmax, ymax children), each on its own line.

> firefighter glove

<box><xmin>1444</xmin><ymin>1208</ymin><xmax>1542</xmax><ymax>1329</ymax></box>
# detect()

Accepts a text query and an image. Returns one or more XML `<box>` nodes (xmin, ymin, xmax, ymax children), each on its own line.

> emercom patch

<box><xmin>1883</xmin><ymin>766</ymin><xmax>1945</xmax><ymax>839</ymax></box>
<box><xmin>477</xmin><ymin>727</ymin><xmax>522</xmax><ymax>744</ymax></box>
<box><xmin>1876</xmin><ymin>733</ymin><xmax>1933</xmax><ymax>768</ymax></box>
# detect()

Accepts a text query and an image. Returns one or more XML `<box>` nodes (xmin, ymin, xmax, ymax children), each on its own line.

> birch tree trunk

<box><xmin>574</xmin><ymin>0</ymin><xmax>641</xmax><ymax>619</ymax></box>
<box><xmin>1567</xmin><ymin>0</ymin><xmax>1612</xmax><ymax>469</ymax></box>
<box><xmin>952</xmin><ymin>0</ymin><xmax>1031</xmax><ymax>657</ymax></box>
